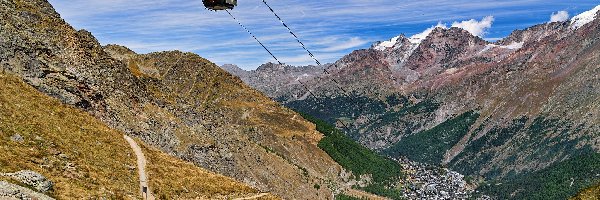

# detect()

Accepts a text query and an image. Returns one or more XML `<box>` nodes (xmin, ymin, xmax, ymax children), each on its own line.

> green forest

<box><xmin>299</xmin><ymin>112</ymin><xmax>405</xmax><ymax>199</ymax></box>
<box><xmin>479</xmin><ymin>152</ymin><xmax>600</xmax><ymax>200</ymax></box>
<box><xmin>384</xmin><ymin>111</ymin><xmax>479</xmax><ymax>164</ymax></box>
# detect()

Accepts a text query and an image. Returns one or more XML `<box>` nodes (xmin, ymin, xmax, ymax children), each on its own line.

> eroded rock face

<box><xmin>403</xmin><ymin>27</ymin><xmax>488</xmax><ymax>78</ymax></box>
<box><xmin>1</xmin><ymin>0</ymin><xmax>343</xmax><ymax>199</ymax></box>
<box><xmin>0</xmin><ymin>181</ymin><xmax>54</xmax><ymax>200</ymax></box>
<box><xmin>1</xmin><ymin>170</ymin><xmax>53</xmax><ymax>193</ymax></box>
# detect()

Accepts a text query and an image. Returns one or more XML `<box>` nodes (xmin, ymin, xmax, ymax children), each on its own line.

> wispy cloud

<box><xmin>550</xmin><ymin>11</ymin><xmax>570</xmax><ymax>22</ymax></box>
<box><xmin>47</xmin><ymin>0</ymin><xmax>599</xmax><ymax>69</ymax></box>
<box><xmin>321</xmin><ymin>37</ymin><xmax>368</xmax><ymax>52</ymax></box>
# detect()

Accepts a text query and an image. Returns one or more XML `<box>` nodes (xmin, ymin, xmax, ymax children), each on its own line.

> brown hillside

<box><xmin>0</xmin><ymin>0</ymin><xmax>344</xmax><ymax>198</ymax></box>
<box><xmin>0</xmin><ymin>73</ymin><xmax>268</xmax><ymax>199</ymax></box>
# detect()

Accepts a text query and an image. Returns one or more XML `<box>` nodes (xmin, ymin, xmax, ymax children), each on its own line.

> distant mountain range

<box><xmin>223</xmin><ymin>5</ymin><xmax>600</xmax><ymax>199</ymax></box>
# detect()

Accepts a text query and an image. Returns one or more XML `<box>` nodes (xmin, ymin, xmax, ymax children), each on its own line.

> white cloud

<box><xmin>550</xmin><ymin>11</ymin><xmax>569</xmax><ymax>22</ymax></box>
<box><xmin>47</xmin><ymin>0</ymin><xmax>598</xmax><ymax>69</ymax></box>
<box><xmin>406</xmin><ymin>16</ymin><xmax>494</xmax><ymax>43</ymax></box>
<box><xmin>451</xmin><ymin>16</ymin><xmax>494</xmax><ymax>37</ymax></box>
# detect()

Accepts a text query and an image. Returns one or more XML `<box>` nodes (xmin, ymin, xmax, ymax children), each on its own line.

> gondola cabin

<box><xmin>203</xmin><ymin>0</ymin><xmax>237</xmax><ymax>11</ymax></box>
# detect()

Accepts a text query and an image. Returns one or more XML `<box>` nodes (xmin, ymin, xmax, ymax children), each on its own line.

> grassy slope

<box><xmin>0</xmin><ymin>73</ymin><xmax>269</xmax><ymax>199</ymax></box>
<box><xmin>140</xmin><ymin>142</ymin><xmax>279</xmax><ymax>199</ymax></box>
<box><xmin>571</xmin><ymin>184</ymin><xmax>600</xmax><ymax>200</ymax></box>
<box><xmin>299</xmin><ymin>112</ymin><xmax>404</xmax><ymax>199</ymax></box>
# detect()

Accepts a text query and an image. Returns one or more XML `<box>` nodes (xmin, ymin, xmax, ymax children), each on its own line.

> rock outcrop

<box><xmin>0</xmin><ymin>181</ymin><xmax>54</xmax><ymax>200</ymax></box>
<box><xmin>1</xmin><ymin>171</ymin><xmax>53</xmax><ymax>193</ymax></box>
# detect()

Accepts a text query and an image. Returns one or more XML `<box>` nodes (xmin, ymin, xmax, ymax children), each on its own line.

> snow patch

<box><xmin>374</xmin><ymin>36</ymin><xmax>401</xmax><ymax>51</ymax></box>
<box><xmin>479</xmin><ymin>44</ymin><xmax>495</xmax><ymax>54</ymax></box>
<box><xmin>374</xmin><ymin>22</ymin><xmax>446</xmax><ymax>51</ymax></box>
<box><xmin>501</xmin><ymin>42</ymin><xmax>524</xmax><ymax>50</ymax></box>
<box><xmin>571</xmin><ymin>5</ymin><xmax>600</xmax><ymax>29</ymax></box>
<box><xmin>479</xmin><ymin>42</ymin><xmax>524</xmax><ymax>54</ymax></box>
<box><xmin>487</xmin><ymin>42</ymin><xmax>523</xmax><ymax>50</ymax></box>
<box><xmin>444</xmin><ymin>68</ymin><xmax>459</xmax><ymax>74</ymax></box>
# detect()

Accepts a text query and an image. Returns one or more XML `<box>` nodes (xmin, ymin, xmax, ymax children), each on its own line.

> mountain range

<box><xmin>223</xmin><ymin>5</ymin><xmax>600</xmax><ymax>199</ymax></box>
<box><xmin>1</xmin><ymin>0</ymin><xmax>599</xmax><ymax>199</ymax></box>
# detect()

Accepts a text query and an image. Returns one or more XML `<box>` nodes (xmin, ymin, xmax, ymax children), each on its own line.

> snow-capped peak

<box><xmin>408</xmin><ymin>22</ymin><xmax>447</xmax><ymax>44</ymax></box>
<box><xmin>373</xmin><ymin>35</ymin><xmax>402</xmax><ymax>51</ymax></box>
<box><xmin>373</xmin><ymin>22</ymin><xmax>447</xmax><ymax>51</ymax></box>
<box><xmin>571</xmin><ymin>5</ymin><xmax>600</xmax><ymax>29</ymax></box>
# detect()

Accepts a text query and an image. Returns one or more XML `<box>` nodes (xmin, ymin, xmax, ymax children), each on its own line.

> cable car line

<box><xmin>258</xmin><ymin>1</ymin><xmax>362</xmax><ymax>133</ymax></box>
<box><xmin>217</xmin><ymin>1</ymin><xmax>357</xmax><ymax>133</ymax></box>
<box><xmin>225</xmin><ymin>10</ymin><xmax>282</xmax><ymax>65</ymax></box>
<box><xmin>261</xmin><ymin>0</ymin><xmax>321</xmax><ymax>66</ymax></box>
<box><xmin>225</xmin><ymin>10</ymin><xmax>325</xmax><ymax>107</ymax></box>
<box><xmin>260</xmin><ymin>1</ymin><xmax>355</xmax><ymax>97</ymax></box>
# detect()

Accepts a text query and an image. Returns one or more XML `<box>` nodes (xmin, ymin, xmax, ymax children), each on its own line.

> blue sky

<box><xmin>47</xmin><ymin>0</ymin><xmax>599</xmax><ymax>70</ymax></box>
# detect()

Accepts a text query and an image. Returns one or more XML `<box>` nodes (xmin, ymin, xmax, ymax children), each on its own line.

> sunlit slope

<box><xmin>0</xmin><ymin>73</ymin><xmax>273</xmax><ymax>199</ymax></box>
<box><xmin>0</xmin><ymin>0</ymin><xmax>344</xmax><ymax>198</ymax></box>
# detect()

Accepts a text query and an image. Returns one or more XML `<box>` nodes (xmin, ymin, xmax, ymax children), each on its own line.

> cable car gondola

<box><xmin>203</xmin><ymin>0</ymin><xmax>237</xmax><ymax>11</ymax></box>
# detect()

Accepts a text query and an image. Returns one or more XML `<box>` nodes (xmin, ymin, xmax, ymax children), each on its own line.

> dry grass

<box><xmin>140</xmin><ymin>141</ymin><xmax>279</xmax><ymax>199</ymax></box>
<box><xmin>0</xmin><ymin>73</ymin><xmax>277</xmax><ymax>199</ymax></box>
<box><xmin>571</xmin><ymin>184</ymin><xmax>600</xmax><ymax>200</ymax></box>
<box><xmin>0</xmin><ymin>73</ymin><xmax>139</xmax><ymax>199</ymax></box>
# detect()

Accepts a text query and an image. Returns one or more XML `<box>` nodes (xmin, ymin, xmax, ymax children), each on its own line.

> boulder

<box><xmin>0</xmin><ymin>181</ymin><xmax>54</xmax><ymax>200</ymax></box>
<box><xmin>9</xmin><ymin>134</ymin><xmax>23</xmax><ymax>143</ymax></box>
<box><xmin>2</xmin><ymin>170</ymin><xmax>53</xmax><ymax>193</ymax></box>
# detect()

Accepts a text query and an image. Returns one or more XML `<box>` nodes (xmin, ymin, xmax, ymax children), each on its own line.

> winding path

<box><xmin>233</xmin><ymin>193</ymin><xmax>269</xmax><ymax>200</ymax></box>
<box><xmin>124</xmin><ymin>135</ymin><xmax>155</xmax><ymax>200</ymax></box>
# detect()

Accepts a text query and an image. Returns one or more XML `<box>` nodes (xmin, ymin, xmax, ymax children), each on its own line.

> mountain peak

<box><xmin>372</xmin><ymin>34</ymin><xmax>409</xmax><ymax>50</ymax></box>
<box><xmin>256</xmin><ymin>62</ymin><xmax>287</xmax><ymax>72</ymax></box>
<box><xmin>221</xmin><ymin>63</ymin><xmax>245</xmax><ymax>72</ymax></box>
<box><xmin>408</xmin><ymin>23</ymin><xmax>449</xmax><ymax>44</ymax></box>
<box><xmin>373</xmin><ymin>22</ymin><xmax>448</xmax><ymax>51</ymax></box>
<box><xmin>423</xmin><ymin>26</ymin><xmax>485</xmax><ymax>45</ymax></box>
